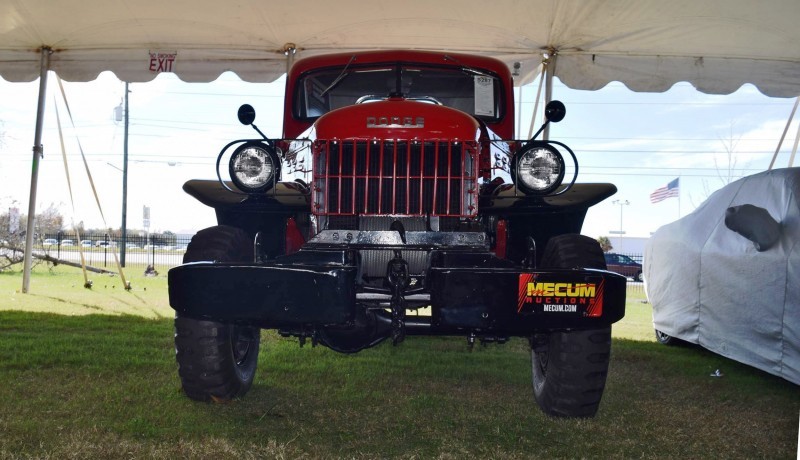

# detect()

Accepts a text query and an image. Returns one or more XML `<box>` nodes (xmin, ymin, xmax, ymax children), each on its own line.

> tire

<box><xmin>174</xmin><ymin>225</ymin><xmax>261</xmax><ymax>402</ymax></box>
<box><xmin>183</xmin><ymin>225</ymin><xmax>252</xmax><ymax>264</ymax></box>
<box><xmin>655</xmin><ymin>329</ymin><xmax>679</xmax><ymax>346</ymax></box>
<box><xmin>634</xmin><ymin>271</ymin><xmax>643</xmax><ymax>282</ymax></box>
<box><xmin>531</xmin><ymin>234</ymin><xmax>612</xmax><ymax>418</ymax></box>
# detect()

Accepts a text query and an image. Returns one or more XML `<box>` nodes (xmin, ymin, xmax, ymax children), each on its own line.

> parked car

<box><xmin>60</xmin><ymin>239</ymin><xmax>74</xmax><ymax>247</ymax></box>
<box><xmin>80</xmin><ymin>240</ymin><xmax>92</xmax><ymax>247</ymax></box>
<box><xmin>42</xmin><ymin>238</ymin><xmax>58</xmax><ymax>246</ymax></box>
<box><xmin>96</xmin><ymin>240</ymin><xmax>117</xmax><ymax>248</ymax></box>
<box><xmin>125</xmin><ymin>243</ymin><xmax>139</xmax><ymax>249</ymax></box>
<box><xmin>604</xmin><ymin>253</ymin><xmax>643</xmax><ymax>281</ymax></box>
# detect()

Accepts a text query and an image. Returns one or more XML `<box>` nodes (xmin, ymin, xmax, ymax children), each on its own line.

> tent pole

<box><xmin>768</xmin><ymin>96</ymin><xmax>799</xmax><ymax>170</ymax></box>
<box><xmin>22</xmin><ymin>47</ymin><xmax>52</xmax><ymax>294</ymax></box>
<box><xmin>543</xmin><ymin>51</ymin><xmax>557</xmax><ymax>141</ymax></box>
<box><xmin>284</xmin><ymin>43</ymin><xmax>297</xmax><ymax>74</ymax></box>
<box><xmin>788</xmin><ymin>120</ymin><xmax>800</xmax><ymax>167</ymax></box>
<box><xmin>513</xmin><ymin>60</ymin><xmax>522</xmax><ymax>138</ymax></box>
<box><xmin>283</xmin><ymin>44</ymin><xmax>297</xmax><ymax>140</ymax></box>
<box><xmin>526</xmin><ymin>63</ymin><xmax>545</xmax><ymax>139</ymax></box>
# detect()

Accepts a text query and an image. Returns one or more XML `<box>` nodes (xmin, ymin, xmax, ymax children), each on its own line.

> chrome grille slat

<box><xmin>313</xmin><ymin>139</ymin><xmax>477</xmax><ymax>217</ymax></box>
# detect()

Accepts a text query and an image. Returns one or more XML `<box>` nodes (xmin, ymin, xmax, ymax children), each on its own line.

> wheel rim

<box><xmin>531</xmin><ymin>348</ymin><xmax>549</xmax><ymax>392</ymax></box>
<box><xmin>655</xmin><ymin>330</ymin><xmax>670</xmax><ymax>343</ymax></box>
<box><xmin>231</xmin><ymin>326</ymin><xmax>254</xmax><ymax>367</ymax></box>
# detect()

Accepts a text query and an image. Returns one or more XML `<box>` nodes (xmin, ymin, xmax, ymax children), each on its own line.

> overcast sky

<box><xmin>0</xmin><ymin>71</ymin><xmax>797</xmax><ymax>241</ymax></box>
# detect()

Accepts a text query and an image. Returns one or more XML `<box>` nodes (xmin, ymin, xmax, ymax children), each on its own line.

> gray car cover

<box><xmin>644</xmin><ymin>168</ymin><xmax>799</xmax><ymax>385</ymax></box>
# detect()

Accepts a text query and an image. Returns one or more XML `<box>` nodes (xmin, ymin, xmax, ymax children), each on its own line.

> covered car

<box><xmin>644</xmin><ymin>168</ymin><xmax>799</xmax><ymax>385</ymax></box>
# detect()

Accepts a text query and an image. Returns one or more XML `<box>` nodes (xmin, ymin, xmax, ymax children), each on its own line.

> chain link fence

<box><xmin>37</xmin><ymin>232</ymin><xmax>192</xmax><ymax>272</ymax></box>
<box><xmin>35</xmin><ymin>232</ymin><xmax>648</xmax><ymax>296</ymax></box>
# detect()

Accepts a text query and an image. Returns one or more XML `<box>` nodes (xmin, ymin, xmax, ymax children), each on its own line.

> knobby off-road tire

<box><xmin>531</xmin><ymin>234</ymin><xmax>613</xmax><ymax>418</ymax></box>
<box><xmin>174</xmin><ymin>225</ymin><xmax>261</xmax><ymax>402</ymax></box>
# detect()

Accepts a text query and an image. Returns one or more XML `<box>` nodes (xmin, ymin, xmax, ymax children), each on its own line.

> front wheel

<box><xmin>530</xmin><ymin>234</ymin><xmax>613</xmax><ymax>418</ymax></box>
<box><xmin>175</xmin><ymin>315</ymin><xmax>260</xmax><ymax>401</ymax></box>
<box><xmin>531</xmin><ymin>327</ymin><xmax>612</xmax><ymax>418</ymax></box>
<box><xmin>174</xmin><ymin>225</ymin><xmax>261</xmax><ymax>402</ymax></box>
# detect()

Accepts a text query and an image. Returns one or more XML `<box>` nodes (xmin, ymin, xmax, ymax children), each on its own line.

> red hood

<box><xmin>312</xmin><ymin>98</ymin><xmax>481</xmax><ymax>141</ymax></box>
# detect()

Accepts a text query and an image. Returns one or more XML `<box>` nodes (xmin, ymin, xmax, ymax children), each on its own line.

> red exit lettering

<box><xmin>148</xmin><ymin>52</ymin><xmax>176</xmax><ymax>73</ymax></box>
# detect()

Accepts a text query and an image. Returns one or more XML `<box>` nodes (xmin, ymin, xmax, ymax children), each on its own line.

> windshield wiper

<box><xmin>319</xmin><ymin>54</ymin><xmax>357</xmax><ymax>97</ymax></box>
<box><xmin>443</xmin><ymin>54</ymin><xmax>495</xmax><ymax>79</ymax></box>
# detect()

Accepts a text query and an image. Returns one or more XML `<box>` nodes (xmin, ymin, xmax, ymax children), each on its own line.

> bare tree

<box><xmin>597</xmin><ymin>236</ymin><xmax>613</xmax><ymax>253</ymax></box>
<box><xmin>692</xmin><ymin>122</ymin><xmax>744</xmax><ymax>206</ymax></box>
<box><xmin>0</xmin><ymin>202</ymin><xmax>65</xmax><ymax>271</ymax></box>
<box><xmin>34</xmin><ymin>203</ymin><xmax>65</xmax><ymax>237</ymax></box>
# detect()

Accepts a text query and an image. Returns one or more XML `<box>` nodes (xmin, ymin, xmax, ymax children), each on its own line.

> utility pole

<box><xmin>121</xmin><ymin>82</ymin><xmax>129</xmax><ymax>267</ymax></box>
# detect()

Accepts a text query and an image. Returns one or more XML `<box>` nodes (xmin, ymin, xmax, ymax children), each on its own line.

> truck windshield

<box><xmin>294</xmin><ymin>63</ymin><xmax>503</xmax><ymax>121</ymax></box>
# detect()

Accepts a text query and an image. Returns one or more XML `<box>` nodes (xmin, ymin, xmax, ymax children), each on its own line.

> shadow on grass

<box><xmin>0</xmin><ymin>311</ymin><xmax>797</xmax><ymax>459</ymax></box>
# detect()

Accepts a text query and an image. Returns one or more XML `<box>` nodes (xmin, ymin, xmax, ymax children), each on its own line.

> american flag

<box><xmin>650</xmin><ymin>178</ymin><xmax>680</xmax><ymax>203</ymax></box>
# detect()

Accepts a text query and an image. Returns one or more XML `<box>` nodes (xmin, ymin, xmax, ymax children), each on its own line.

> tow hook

<box><xmin>387</xmin><ymin>250</ymin><xmax>410</xmax><ymax>345</ymax></box>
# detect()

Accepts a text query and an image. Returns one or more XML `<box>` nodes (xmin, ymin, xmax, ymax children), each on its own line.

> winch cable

<box><xmin>53</xmin><ymin>101</ymin><xmax>92</xmax><ymax>289</ymax></box>
<box><xmin>56</xmin><ymin>76</ymin><xmax>131</xmax><ymax>290</ymax></box>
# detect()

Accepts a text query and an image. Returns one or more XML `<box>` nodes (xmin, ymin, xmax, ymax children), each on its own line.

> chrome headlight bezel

<box><xmin>228</xmin><ymin>141</ymin><xmax>280</xmax><ymax>193</ymax></box>
<box><xmin>513</xmin><ymin>142</ymin><xmax>565</xmax><ymax>195</ymax></box>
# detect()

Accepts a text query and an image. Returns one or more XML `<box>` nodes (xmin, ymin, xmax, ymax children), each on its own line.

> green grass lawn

<box><xmin>0</xmin><ymin>266</ymin><xmax>798</xmax><ymax>458</ymax></box>
<box><xmin>2</xmin><ymin>264</ymin><xmax>172</xmax><ymax>318</ymax></box>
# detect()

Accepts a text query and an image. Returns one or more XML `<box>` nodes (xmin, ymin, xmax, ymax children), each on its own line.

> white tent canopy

<box><xmin>2</xmin><ymin>0</ymin><xmax>800</xmax><ymax>96</ymax></box>
<box><xmin>3</xmin><ymin>0</ymin><xmax>800</xmax><ymax>292</ymax></box>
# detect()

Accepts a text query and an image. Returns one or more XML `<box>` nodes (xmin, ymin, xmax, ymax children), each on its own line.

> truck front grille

<box><xmin>312</xmin><ymin>139</ymin><xmax>478</xmax><ymax>216</ymax></box>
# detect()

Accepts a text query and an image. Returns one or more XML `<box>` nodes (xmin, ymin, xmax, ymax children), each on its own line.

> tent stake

<box><xmin>22</xmin><ymin>47</ymin><xmax>52</xmax><ymax>294</ymax></box>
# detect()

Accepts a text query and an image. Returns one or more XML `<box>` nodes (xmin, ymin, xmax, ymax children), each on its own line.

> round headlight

<box><xmin>229</xmin><ymin>143</ymin><xmax>278</xmax><ymax>193</ymax></box>
<box><xmin>515</xmin><ymin>144</ymin><xmax>565</xmax><ymax>194</ymax></box>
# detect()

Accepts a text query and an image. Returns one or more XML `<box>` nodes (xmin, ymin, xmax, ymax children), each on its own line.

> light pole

<box><xmin>611</xmin><ymin>199</ymin><xmax>630</xmax><ymax>253</ymax></box>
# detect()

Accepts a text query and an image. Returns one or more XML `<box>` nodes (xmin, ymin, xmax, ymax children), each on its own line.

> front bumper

<box><xmin>168</xmin><ymin>247</ymin><xmax>626</xmax><ymax>334</ymax></box>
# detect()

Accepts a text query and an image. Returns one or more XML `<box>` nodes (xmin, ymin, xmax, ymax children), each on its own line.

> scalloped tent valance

<box><xmin>2</xmin><ymin>0</ymin><xmax>800</xmax><ymax>96</ymax></box>
<box><xmin>9</xmin><ymin>0</ymin><xmax>800</xmax><ymax>292</ymax></box>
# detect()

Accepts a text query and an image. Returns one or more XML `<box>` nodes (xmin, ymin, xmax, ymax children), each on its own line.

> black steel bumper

<box><xmin>428</xmin><ymin>266</ymin><xmax>625</xmax><ymax>333</ymax></box>
<box><xmin>169</xmin><ymin>262</ymin><xmax>357</xmax><ymax>327</ymax></box>
<box><xmin>169</xmin><ymin>248</ymin><xmax>626</xmax><ymax>334</ymax></box>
